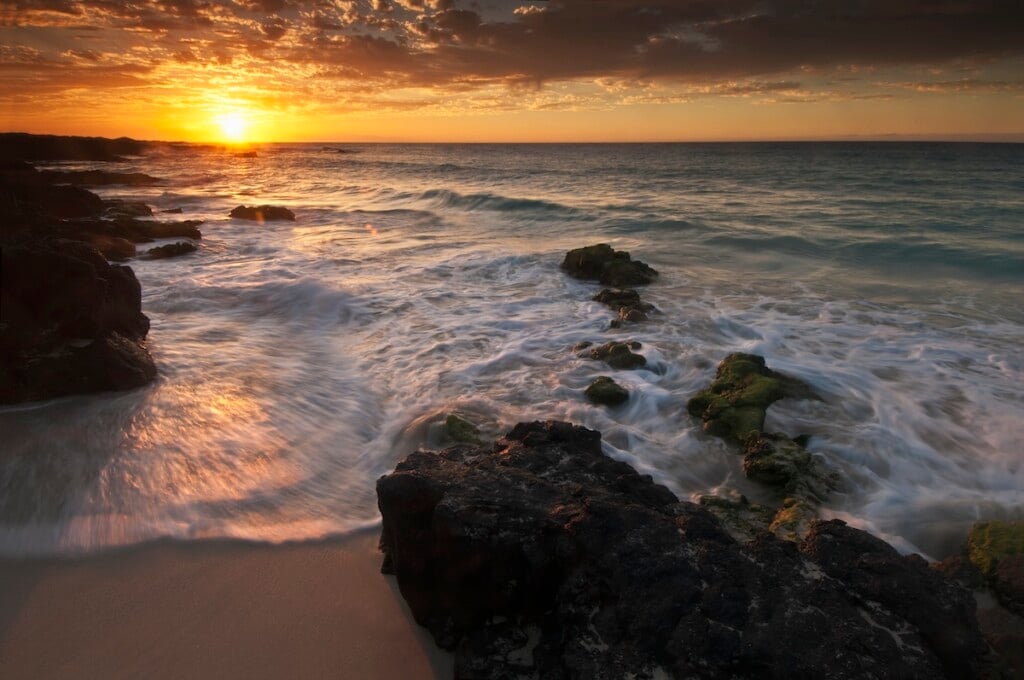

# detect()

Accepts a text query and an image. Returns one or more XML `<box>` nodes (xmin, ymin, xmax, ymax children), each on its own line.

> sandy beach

<box><xmin>0</xmin><ymin>529</ymin><xmax>452</xmax><ymax>679</ymax></box>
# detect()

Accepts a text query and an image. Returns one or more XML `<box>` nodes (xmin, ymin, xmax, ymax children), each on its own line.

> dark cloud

<box><xmin>3</xmin><ymin>0</ymin><xmax>1023</xmax><ymax>95</ymax></box>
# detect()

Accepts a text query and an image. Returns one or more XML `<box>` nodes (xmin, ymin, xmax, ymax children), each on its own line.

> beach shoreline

<box><xmin>0</xmin><ymin>527</ymin><xmax>452</xmax><ymax>679</ymax></box>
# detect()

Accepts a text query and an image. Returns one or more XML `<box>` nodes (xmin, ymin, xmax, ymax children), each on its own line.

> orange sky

<box><xmin>1</xmin><ymin>0</ymin><xmax>1022</xmax><ymax>143</ymax></box>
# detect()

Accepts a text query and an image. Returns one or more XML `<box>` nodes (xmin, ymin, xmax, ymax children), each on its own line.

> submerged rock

<box><xmin>687</xmin><ymin>353</ymin><xmax>812</xmax><ymax>442</ymax></box>
<box><xmin>0</xmin><ymin>240</ymin><xmax>155</xmax><ymax>403</ymax></box>
<box><xmin>584</xmin><ymin>376</ymin><xmax>629</xmax><ymax>406</ymax></box>
<box><xmin>377</xmin><ymin>421</ymin><xmax>987</xmax><ymax>679</ymax></box>
<box><xmin>561</xmin><ymin>243</ymin><xmax>658</xmax><ymax>287</ymax></box>
<box><xmin>229</xmin><ymin>204</ymin><xmax>295</xmax><ymax>222</ymax></box>
<box><xmin>443</xmin><ymin>414</ymin><xmax>482</xmax><ymax>444</ymax></box>
<box><xmin>143</xmin><ymin>241</ymin><xmax>197</xmax><ymax>260</ymax></box>
<box><xmin>82</xmin><ymin>234</ymin><xmax>137</xmax><ymax>262</ymax></box>
<box><xmin>587</xmin><ymin>341</ymin><xmax>646</xmax><ymax>370</ymax></box>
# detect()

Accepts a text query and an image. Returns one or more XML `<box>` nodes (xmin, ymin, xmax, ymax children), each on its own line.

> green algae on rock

<box><xmin>687</xmin><ymin>353</ymin><xmax>812</xmax><ymax>441</ymax></box>
<box><xmin>769</xmin><ymin>498</ymin><xmax>820</xmax><ymax>542</ymax></box>
<box><xmin>444</xmin><ymin>414</ymin><xmax>482</xmax><ymax>444</ymax></box>
<box><xmin>968</xmin><ymin>521</ymin><xmax>1024</xmax><ymax>575</ymax></box>
<box><xmin>742</xmin><ymin>432</ymin><xmax>836</xmax><ymax>502</ymax></box>
<box><xmin>587</xmin><ymin>341</ymin><xmax>646</xmax><ymax>370</ymax></box>
<box><xmin>696</xmin><ymin>492</ymin><xmax>775</xmax><ymax>543</ymax></box>
<box><xmin>584</xmin><ymin>376</ymin><xmax>629</xmax><ymax>406</ymax></box>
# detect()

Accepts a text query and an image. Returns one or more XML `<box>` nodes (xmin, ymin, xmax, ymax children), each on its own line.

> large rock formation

<box><xmin>377</xmin><ymin>421</ymin><xmax>987</xmax><ymax>679</ymax></box>
<box><xmin>0</xmin><ymin>239</ymin><xmax>156</xmax><ymax>404</ymax></box>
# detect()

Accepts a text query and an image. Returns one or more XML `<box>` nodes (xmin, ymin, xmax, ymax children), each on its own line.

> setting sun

<box><xmin>215</xmin><ymin>113</ymin><xmax>249</xmax><ymax>143</ymax></box>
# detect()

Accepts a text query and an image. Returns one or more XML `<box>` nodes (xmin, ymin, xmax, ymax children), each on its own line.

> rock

<box><xmin>0</xmin><ymin>240</ymin><xmax>155</xmax><ymax>404</ymax></box>
<box><xmin>584</xmin><ymin>376</ymin><xmax>629</xmax><ymax>406</ymax></box>
<box><xmin>571</xmin><ymin>341</ymin><xmax>593</xmax><ymax>352</ymax></box>
<box><xmin>593</xmin><ymin>288</ymin><xmax>652</xmax><ymax>324</ymax></box>
<box><xmin>687</xmin><ymin>353</ymin><xmax>812</xmax><ymax>442</ymax></box>
<box><xmin>768</xmin><ymin>497</ymin><xmax>818</xmax><ymax>541</ymax></box>
<box><xmin>2</xmin><ymin>182</ymin><xmax>105</xmax><ymax>219</ymax></box>
<box><xmin>587</xmin><ymin>341</ymin><xmax>646</xmax><ymax>370</ymax></box>
<box><xmin>968</xmin><ymin>521</ymin><xmax>1024</xmax><ymax>615</ymax></box>
<box><xmin>104</xmin><ymin>200</ymin><xmax>153</xmax><ymax>218</ymax></box>
<box><xmin>696</xmin><ymin>492</ymin><xmax>774</xmax><ymax>543</ymax></box>
<box><xmin>233</xmin><ymin>151</ymin><xmax>258</xmax><ymax>158</ymax></box>
<box><xmin>561</xmin><ymin>243</ymin><xmax>658</xmax><ymax>287</ymax></box>
<box><xmin>38</xmin><ymin>169</ymin><xmax>163</xmax><ymax>186</ymax></box>
<box><xmin>162</xmin><ymin>207</ymin><xmax>183</xmax><ymax>214</ymax></box>
<box><xmin>142</xmin><ymin>241</ymin><xmax>197</xmax><ymax>260</ymax></box>
<box><xmin>443</xmin><ymin>414</ymin><xmax>482</xmax><ymax>444</ymax></box>
<box><xmin>229</xmin><ymin>205</ymin><xmax>295</xmax><ymax>222</ymax></box>
<box><xmin>82</xmin><ymin>234</ymin><xmax>136</xmax><ymax>261</ymax></box>
<box><xmin>741</xmin><ymin>432</ymin><xmax>835</xmax><ymax>501</ymax></box>
<box><xmin>377</xmin><ymin>421</ymin><xmax>987</xmax><ymax>679</ymax></box>
<box><xmin>0</xmin><ymin>132</ymin><xmax>149</xmax><ymax>162</ymax></box>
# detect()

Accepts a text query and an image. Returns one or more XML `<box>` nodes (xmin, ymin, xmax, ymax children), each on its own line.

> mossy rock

<box><xmin>444</xmin><ymin>414</ymin><xmax>482</xmax><ymax>444</ymax></box>
<box><xmin>697</xmin><ymin>492</ymin><xmax>774</xmax><ymax>543</ymax></box>
<box><xmin>968</xmin><ymin>521</ymin><xmax>1024</xmax><ymax>616</ymax></box>
<box><xmin>589</xmin><ymin>342</ymin><xmax>646</xmax><ymax>370</ymax></box>
<box><xmin>741</xmin><ymin>432</ymin><xmax>834</xmax><ymax>502</ymax></box>
<box><xmin>968</xmin><ymin>521</ymin><xmax>1024</xmax><ymax>575</ymax></box>
<box><xmin>687</xmin><ymin>353</ymin><xmax>811</xmax><ymax>442</ymax></box>
<box><xmin>585</xmin><ymin>376</ymin><xmax>629</xmax><ymax>407</ymax></box>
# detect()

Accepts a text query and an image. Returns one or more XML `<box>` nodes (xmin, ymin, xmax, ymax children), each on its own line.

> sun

<box><xmin>214</xmin><ymin>113</ymin><xmax>249</xmax><ymax>143</ymax></box>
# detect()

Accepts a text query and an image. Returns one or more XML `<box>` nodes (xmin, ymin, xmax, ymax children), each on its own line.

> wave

<box><xmin>418</xmin><ymin>188</ymin><xmax>579</xmax><ymax>216</ymax></box>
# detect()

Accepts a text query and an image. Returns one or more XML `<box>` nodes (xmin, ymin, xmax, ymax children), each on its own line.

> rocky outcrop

<box><xmin>229</xmin><ymin>204</ymin><xmax>295</xmax><ymax>221</ymax></box>
<box><xmin>0</xmin><ymin>132</ymin><xmax>149</xmax><ymax>162</ymax></box>
<box><xmin>38</xmin><ymin>169</ymin><xmax>163</xmax><ymax>186</ymax></box>
<box><xmin>593</xmin><ymin>287</ymin><xmax>652</xmax><ymax>326</ymax></box>
<box><xmin>584</xmin><ymin>376</ymin><xmax>629</xmax><ymax>406</ymax></box>
<box><xmin>561</xmin><ymin>243</ymin><xmax>658</xmax><ymax>287</ymax></box>
<box><xmin>143</xmin><ymin>241</ymin><xmax>197</xmax><ymax>260</ymax></box>
<box><xmin>584</xmin><ymin>341</ymin><xmax>646</xmax><ymax>370</ymax></box>
<box><xmin>377</xmin><ymin>421</ymin><xmax>987</xmax><ymax>679</ymax></box>
<box><xmin>0</xmin><ymin>239</ymin><xmax>156</xmax><ymax>404</ymax></box>
<box><xmin>687</xmin><ymin>353</ymin><xmax>812</xmax><ymax>442</ymax></box>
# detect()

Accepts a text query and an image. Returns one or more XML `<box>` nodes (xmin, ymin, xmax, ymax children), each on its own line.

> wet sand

<box><xmin>0</xmin><ymin>529</ymin><xmax>452</xmax><ymax>679</ymax></box>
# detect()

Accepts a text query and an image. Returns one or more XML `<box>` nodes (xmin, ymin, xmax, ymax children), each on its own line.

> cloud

<box><xmin>1</xmin><ymin>0</ymin><xmax>1022</xmax><ymax>108</ymax></box>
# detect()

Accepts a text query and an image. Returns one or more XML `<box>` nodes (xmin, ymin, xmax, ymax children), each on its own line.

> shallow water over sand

<box><xmin>2</xmin><ymin>143</ymin><xmax>1022</xmax><ymax>558</ymax></box>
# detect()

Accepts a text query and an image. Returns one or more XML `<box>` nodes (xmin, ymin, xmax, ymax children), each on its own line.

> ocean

<box><xmin>1</xmin><ymin>142</ymin><xmax>1022</xmax><ymax>559</ymax></box>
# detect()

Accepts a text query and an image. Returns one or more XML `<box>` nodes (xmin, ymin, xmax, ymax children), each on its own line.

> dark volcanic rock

<box><xmin>143</xmin><ymin>241</ymin><xmax>197</xmax><ymax>260</ymax></box>
<box><xmin>587</xmin><ymin>341</ymin><xmax>646</xmax><ymax>370</ymax></box>
<box><xmin>584</xmin><ymin>376</ymin><xmax>629</xmax><ymax>406</ymax></box>
<box><xmin>561</xmin><ymin>243</ymin><xmax>658</xmax><ymax>287</ymax></box>
<box><xmin>229</xmin><ymin>204</ymin><xmax>295</xmax><ymax>221</ymax></box>
<box><xmin>82</xmin><ymin>234</ymin><xmax>137</xmax><ymax>261</ymax></box>
<box><xmin>104</xmin><ymin>200</ymin><xmax>153</xmax><ymax>218</ymax></box>
<box><xmin>0</xmin><ymin>240</ymin><xmax>155</xmax><ymax>404</ymax></box>
<box><xmin>687</xmin><ymin>353</ymin><xmax>812</xmax><ymax>442</ymax></box>
<box><xmin>377</xmin><ymin>421</ymin><xmax>987</xmax><ymax>679</ymax></box>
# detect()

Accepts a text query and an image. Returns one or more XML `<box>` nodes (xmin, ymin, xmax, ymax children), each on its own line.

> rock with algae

<box><xmin>584</xmin><ymin>376</ymin><xmax>629</xmax><ymax>406</ymax></box>
<box><xmin>443</xmin><ymin>414</ymin><xmax>482</xmax><ymax>444</ymax></box>
<box><xmin>968</xmin><ymin>521</ymin><xmax>1024</xmax><ymax>615</ymax></box>
<box><xmin>687</xmin><ymin>353</ymin><xmax>812</xmax><ymax>442</ymax></box>
<box><xmin>742</xmin><ymin>432</ymin><xmax>836</xmax><ymax>503</ymax></box>
<box><xmin>587</xmin><ymin>341</ymin><xmax>646</xmax><ymax>370</ymax></box>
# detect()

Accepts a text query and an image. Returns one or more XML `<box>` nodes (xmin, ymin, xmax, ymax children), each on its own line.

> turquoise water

<box><xmin>1</xmin><ymin>143</ymin><xmax>1021</xmax><ymax>558</ymax></box>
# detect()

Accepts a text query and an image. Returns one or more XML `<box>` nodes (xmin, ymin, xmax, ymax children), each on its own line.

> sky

<box><xmin>1</xmin><ymin>0</ymin><xmax>1023</xmax><ymax>142</ymax></box>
